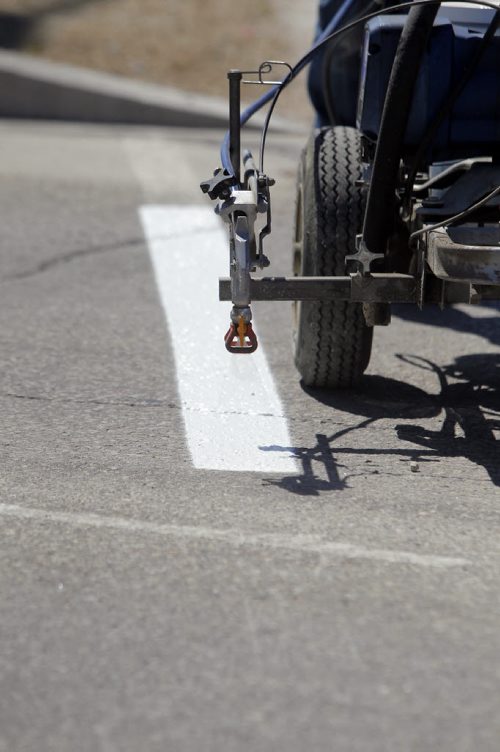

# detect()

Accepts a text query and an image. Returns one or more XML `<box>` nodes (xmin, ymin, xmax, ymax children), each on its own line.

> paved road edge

<box><xmin>0</xmin><ymin>50</ymin><xmax>304</xmax><ymax>132</ymax></box>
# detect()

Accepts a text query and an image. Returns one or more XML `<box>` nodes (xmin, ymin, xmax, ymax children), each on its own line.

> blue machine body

<box><xmin>357</xmin><ymin>9</ymin><xmax>500</xmax><ymax>158</ymax></box>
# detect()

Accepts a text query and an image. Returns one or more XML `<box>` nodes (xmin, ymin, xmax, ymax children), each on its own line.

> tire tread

<box><xmin>294</xmin><ymin>126</ymin><xmax>373</xmax><ymax>388</ymax></box>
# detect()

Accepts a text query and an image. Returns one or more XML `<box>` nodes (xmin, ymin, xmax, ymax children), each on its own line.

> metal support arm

<box><xmin>219</xmin><ymin>274</ymin><xmax>417</xmax><ymax>303</ymax></box>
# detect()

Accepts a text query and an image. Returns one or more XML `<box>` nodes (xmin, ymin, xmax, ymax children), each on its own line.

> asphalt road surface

<box><xmin>1</xmin><ymin>121</ymin><xmax>500</xmax><ymax>752</ymax></box>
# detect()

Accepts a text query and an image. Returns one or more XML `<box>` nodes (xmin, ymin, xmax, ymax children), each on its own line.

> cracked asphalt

<box><xmin>1</xmin><ymin>121</ymin><xmax>500</xmax><ymax>752</ymax></box>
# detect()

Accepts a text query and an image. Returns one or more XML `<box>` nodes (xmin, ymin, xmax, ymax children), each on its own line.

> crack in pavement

<box><xmin>2</xmin><ymin>227</ymin><xmax>220</xmax><ymax>282</ymax></box>
<box><xmin>1</xmin><ymin>236</ymin><xmax>146</xmax><ymax>282</ymax></box>
<box><xmin>0</xmin><ymin>390</ymin><xmax>476</xmax><ymax>429</ymax></box>
<box><xmin>2</xmin><ymin>391</ymin><xmax>309</xmax><ymax>422</ymax></box>
<box><xmin>4</xmin><ymin>392</ymin><xmax>169</xmax><ymax>408</ymax></box>
<box><xmin>2</xmin><ymin>391</ymin><xmax>428</xmax><ymax>426</ymax></box>
<box><xmin>3</xmin><ymin>396</ymin><xmax>498</xmax><ymax>485</ymax></box>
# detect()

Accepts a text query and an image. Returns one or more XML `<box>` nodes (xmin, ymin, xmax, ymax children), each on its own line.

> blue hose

<box><xmin>220</xmin><ymin>0</ymin><xmax>358</xmax><ymax>176</ymax></box>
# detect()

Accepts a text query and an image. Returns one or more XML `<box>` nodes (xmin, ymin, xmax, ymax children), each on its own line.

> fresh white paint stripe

<box><xmin>0</xmin><ymin>503</ymin><xmax>470</xmax><ymax>569</ymax></box>
<box><xmin>139</xmin><ymin>205</ymin><xmax>298</xmax><ymax>473</ymax></box>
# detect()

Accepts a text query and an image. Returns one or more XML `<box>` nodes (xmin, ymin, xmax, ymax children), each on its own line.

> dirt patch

<box><xmin>2</xmin><ymin>0</ymin><xmax>313</xmax><ymax>120</ymax></box>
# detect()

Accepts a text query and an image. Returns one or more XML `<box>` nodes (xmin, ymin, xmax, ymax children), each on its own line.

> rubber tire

<box><xmin>293</xmin><ymin>126</ymin><xmax>373</xmax><ymax>388</ymax></box>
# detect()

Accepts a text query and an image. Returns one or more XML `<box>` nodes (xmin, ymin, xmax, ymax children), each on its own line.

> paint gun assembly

<box><xmin>201</xmin><ymin>0</ymin><xmax>500</xmax><ymax>390</ymax></box>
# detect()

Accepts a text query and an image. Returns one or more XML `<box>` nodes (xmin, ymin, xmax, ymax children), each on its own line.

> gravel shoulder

<box><xmin>2</xmin><ymin>0</ymin><xmax>316</xmax><ymax>121</ymax></box>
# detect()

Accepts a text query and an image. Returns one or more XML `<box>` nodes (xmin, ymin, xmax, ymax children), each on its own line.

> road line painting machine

<box><xmin>201</xmin><ymin>0</ymin><xmax>500</xmax><ymax>387</ymax></box>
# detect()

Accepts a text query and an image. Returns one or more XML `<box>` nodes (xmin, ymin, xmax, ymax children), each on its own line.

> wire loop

<box><xmin>241</xmin><ymin>61</ymin><xmax>293</xmax><ymax>86</ymax></box>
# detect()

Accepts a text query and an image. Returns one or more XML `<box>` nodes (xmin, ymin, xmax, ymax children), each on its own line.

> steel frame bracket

<box><xmin>219</xmin><ymin>273</ymin><xmax>417</xmax><ymax>303</ymax></box>
<box><xmin>427</xmin><ymin>227</ymin><xmax>500</xmax><ymax>285</ymax></box>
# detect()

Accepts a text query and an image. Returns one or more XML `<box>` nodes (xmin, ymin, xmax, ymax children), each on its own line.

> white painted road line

<box><xmin>139</xmin><ymin>205</ymin><xmax>298</xmax><ymax>474</ymax></box>
<box><xmin>0</xmin><ymin>503</ymin><xmax>471</xmax><ymax>569</ymax></box>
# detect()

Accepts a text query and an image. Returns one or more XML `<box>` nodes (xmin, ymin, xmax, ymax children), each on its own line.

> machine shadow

<box><xmin>394</xmin><ymin>300</ymin><xmax>500</xmax><ymax>347</ymax></box>
<box><xmin>261</xmin><ymin>374</ymin><xmax>440</xmax><ymax>496</ymax></box>
<box><xmin>262</xmin><ymin>303</ymin><xmax>500</xmax><ymax>495</ymax></box>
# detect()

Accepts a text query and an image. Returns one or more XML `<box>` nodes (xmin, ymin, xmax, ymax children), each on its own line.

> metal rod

<box><xmin>219</xmin><ymin>275</ymin><xmax>417</xmax><ymax>303</ymax></box>
<box><xmin>227</xmin><ymin>70</ymin><xmax>242</xmax><ymax>184</ymax></box>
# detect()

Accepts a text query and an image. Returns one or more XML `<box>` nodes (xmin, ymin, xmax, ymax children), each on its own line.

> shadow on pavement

<box><xmin>261</xmin><ymin>375</ymin><xmax>440</xmax><ymax>496</ymax></box>
<box><xmin>263</xmin><ymin>303</ymin><xmax>500</xmax><ymax>496</ymax></box>
<box><xmin>394</xmin><ymin>300</ymin><xmax>500</xmax><ymax>347</ymax></box>
<box><xmin>0</xmin><ymin>1</ymin><xmax>100</xmax><ymax>49</ymax></box>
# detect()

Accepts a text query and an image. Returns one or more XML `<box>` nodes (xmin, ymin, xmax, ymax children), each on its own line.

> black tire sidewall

<box><xmin>293</xmin><ymin>126</ymin><xmax>373</xmax><ymax>388</ymax></box>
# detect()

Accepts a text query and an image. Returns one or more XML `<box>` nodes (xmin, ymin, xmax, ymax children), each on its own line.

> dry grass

<box><xmin>3</xmin><ymin>0</ymin><xmax>311</xmax><ymax>119</ymax></box>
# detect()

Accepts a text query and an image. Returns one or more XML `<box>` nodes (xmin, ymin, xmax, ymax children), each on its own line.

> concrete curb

<box><xmin>0</xmin><ymin>50</ymin><xmax>303</xmax><ymax>132</ymax></box>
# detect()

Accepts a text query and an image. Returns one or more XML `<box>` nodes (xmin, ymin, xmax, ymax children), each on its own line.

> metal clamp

<box><xmin>345</xmin><ymin>236</ymin><xmax>385</xmax><ymax>275</ymax></box>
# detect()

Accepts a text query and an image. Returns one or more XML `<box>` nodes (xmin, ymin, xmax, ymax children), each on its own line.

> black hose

<box><xmin>361</xmin><ymin>1</ymin><xmax>440</xmax><ymax>258</ymax></box>
<box><xmin>409</xmin><ymin>184</ymin><xmax>500</xmax><ymax>242</ymax></box>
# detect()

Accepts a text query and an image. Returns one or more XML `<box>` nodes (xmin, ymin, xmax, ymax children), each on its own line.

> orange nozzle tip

<box><xmin>237</xmin><ymin>315</ymin><xmax>247</xmax><ymax>348</ymax></box>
